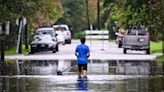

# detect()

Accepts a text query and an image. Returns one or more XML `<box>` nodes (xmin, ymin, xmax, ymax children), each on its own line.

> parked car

<box><xmin>30</xmin><ymin>27</ymin><xmax>59</xmax><ymax>54</ymax></box>
<box><xmin>53</xmin><ymin>24</ymin><xmax>71</xmax><ymax>44</ymax></box>
<box><xmin>123</xmin><ymin>27</ymin><xmax>150</xmax><ymax>54</ymax></box>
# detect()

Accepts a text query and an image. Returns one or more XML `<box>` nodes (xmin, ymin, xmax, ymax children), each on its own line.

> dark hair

<box><xmin>80</xmin><ymin>38</ymin><xmax>85</xmax><ymax>44</ymax></box>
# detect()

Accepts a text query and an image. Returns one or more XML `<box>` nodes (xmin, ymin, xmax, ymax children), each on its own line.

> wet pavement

<box><xmin>0</xmin><ymin>60</ymin><xmax>164</xmax><ymax>92</ymax></box>
<box><xmin>5</xmin><ymin>40</ymin><xmax>157</xmax><ymax>60</ymax></box>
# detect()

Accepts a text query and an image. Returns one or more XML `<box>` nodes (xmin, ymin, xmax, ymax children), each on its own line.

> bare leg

<box><xmin>77</xmin><ymin>70</ymin><xmax>81</xmax><ymax>77</ymax></box>
<box><xmin>83</xmin><ymin>70</ymin><xmax>87</xmax><ymax>77</ymax></box>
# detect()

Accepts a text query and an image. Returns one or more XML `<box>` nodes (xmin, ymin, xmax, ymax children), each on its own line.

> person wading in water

<box><xmin>75</xmin><ymin>38</ymin><xmax>90</xmax><ymax>79</ymax></box>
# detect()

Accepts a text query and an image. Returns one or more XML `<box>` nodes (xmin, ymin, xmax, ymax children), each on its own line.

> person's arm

<box><xmin>87</xmin><ymin>52</ymin><xmax>90</xmax><ymax>58</ymax></box>
<box><xmin>75</xmin><ymin>52</ymin><xmax>78</xmax><ymax>57</ymax></box>
<box><xmin>87</xmin><ymin>46</ymin><xmax>90</xmax><ymax>58</ymax></box>
<box><xmin>75</xmin><ymin>47</ymin><xmax>78</xmax><ymax>57</ymax></box>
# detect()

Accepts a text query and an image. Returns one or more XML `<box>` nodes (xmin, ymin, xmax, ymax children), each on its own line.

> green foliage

<box><xmin>0</xmin><ymin>0</ymin><xmax>63</xmax><ymax>23</ymax></box>
<box><xmin>101</xmin><ymin>0</ymin><xmax>164</xmax><ymax>41</ymax></box>
<box><xmin>56</xmin><ymin>0</ymin><xmax>87</xmax><ymax>33</ymax></box>
<box><xmin>156</xmin><ymin>55</ymin><xmax>164</xmax><ymax>62</ymax></box>
<box><xmin>5</xmin><ymin>45</ymin><xmax>30</xmax><ymax>54</ymax></box>
<box><xmin>0</xmin><ymin>0</ymin><xmax>63</xmax><ymax>50</ymax></box>
<box><xmin>151</xmin><ymin>41</ymin><xmax>163</xmax><ymax>53</ymax></box>
<box><xmin>73</xmin><ymin>32</ymin><xmax>86</xmax><ymax>39</ymax></box>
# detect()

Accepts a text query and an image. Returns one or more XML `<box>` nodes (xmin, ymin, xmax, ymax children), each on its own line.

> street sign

<box><xmin>16</xmin><ymin>19</ymin><xmax>19</xmax><ymax>26</ymax></box>
<box><xmin>22</xmin><ymin>17</ymin><xmax>27</xmax><ymax>26</ymax></box>
<box><xmin>16</xmin><ymin>17</ymin><xmax>27</xmax><ymax>26</ymax></box>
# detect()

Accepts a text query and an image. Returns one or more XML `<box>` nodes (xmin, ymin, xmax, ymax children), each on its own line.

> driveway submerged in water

<box><xmin>0</xmin><ymin>60</ymin><xmax>164</xmax><ymax>92</ymax></box>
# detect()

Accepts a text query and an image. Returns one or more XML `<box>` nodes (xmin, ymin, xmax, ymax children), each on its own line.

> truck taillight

<box><xmin>147</xmin><ymin>33</ymin><xmax>150</xmax><ymax>36</ymax></box>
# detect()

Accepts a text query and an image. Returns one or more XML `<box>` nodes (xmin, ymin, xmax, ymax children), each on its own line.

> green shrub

<box><xmin>73</xmin><ymin>32</ymin><xmax>86</xmax><ymax>39</ymax></box>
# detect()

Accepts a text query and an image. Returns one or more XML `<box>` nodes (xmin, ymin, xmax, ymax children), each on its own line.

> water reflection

<box><xmin>77</xmin><ymin>77</ymin><xmax>88</xmax><ymax>91</ymax></box>
<box><xmin>0</xmin><ymin>60</ymin><xmax>163</xmax><ymax>75</ymax></box>
<box><xmin>0</xmin><ymin>60</ymin><xmax>163</xmax><ymax>92</ymax></box>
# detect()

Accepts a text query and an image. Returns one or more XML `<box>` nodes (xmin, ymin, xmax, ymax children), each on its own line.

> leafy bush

<box><xmin>73</xmin><ymin>32</ymin><xmax>86</xmax><ymax>39</ymax></box>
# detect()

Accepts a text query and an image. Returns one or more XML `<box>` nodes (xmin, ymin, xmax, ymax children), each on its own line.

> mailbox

<box><xmin>5</xmin><ymin>21</ymin><xmax>10</xmax><ymax>35</ymax></box>
<box><xmin>0</xmin><ymin>23</ymin><xmax>2</xmax><ymax>35</ymax></box>
<box><xmin>0</xmin><ymin>22</ymin><xmax>10</xmax><ymax>35</ymax></box>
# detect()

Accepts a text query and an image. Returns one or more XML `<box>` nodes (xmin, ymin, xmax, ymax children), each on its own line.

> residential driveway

<box><xmin>5</xmin><ymin>40</ymin><xmax>156</xmax><ymax>60</ymax></box>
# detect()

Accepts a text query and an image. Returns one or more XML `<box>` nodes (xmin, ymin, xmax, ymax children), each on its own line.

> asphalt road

<box><xmin>6</xmin><ymin>40</ymin><xmax>157</xmax><ymax>60</ymax></box>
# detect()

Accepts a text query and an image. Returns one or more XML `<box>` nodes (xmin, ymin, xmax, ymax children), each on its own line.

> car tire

<box><xmin>146</xmin><ymin>48</ymin><xmax>150</xmax><ymax>54</ymax></box>
<box><xmin>53</xmin><ymin>44</ymin><xmax>59</xmax><ymax>53</ymax></box>
<box><xmin>30</xmin><ymin>48</ymin><xmax>35</xmax><ymax>54</ymax></box>
<box><xmin>65</xmin><ymin>39</ymin><xmax>71</xmax><ymax>44</ymax></box>
<box><xmin>68</xmin><ymin>39</ymin><xmax>72</xmax><ymax>44</ymax></box>
<box><xmin>56</xmin><ymin>44</ymin><xmax>59</xmax><ymax>51</ymax></box>
<box><xmin>123</xmin><ymin>48</ymin><xmax>127</xmax><ymax>54</ymax></box>
<box><xmin>118</xmin><ymin>44</ymin><xmax>122</xmax><ymax>48</ymax></box>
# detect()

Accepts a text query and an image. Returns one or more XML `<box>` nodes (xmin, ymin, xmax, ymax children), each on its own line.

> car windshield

<box><xmin>54</xmin><ymin>27</ymin><xmax>67</xmax><ymax>31</ymax></box>
<box><xmin>36</xmin><ymin>30</ymin><xmax>54</xmax><ymax>36</ymax></box>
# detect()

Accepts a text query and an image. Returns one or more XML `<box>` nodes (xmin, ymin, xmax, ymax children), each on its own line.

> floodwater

<box><xmin>0</xmin><ymin>60</ymin><xmax>164</xmax><ymax>92</ymax></box>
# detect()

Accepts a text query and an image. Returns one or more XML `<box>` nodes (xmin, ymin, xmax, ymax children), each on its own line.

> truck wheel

<box><xmin>52</xmin><ymin>50</ymin><xmax>56</xmax><ymax>53</ymax></box>
<box><xmin>68</xmin><ymin>39</ymin><xmax>72</xmax><ymax>44</ymax></box>
<box><xmin>30</xmin><ymin>49</ymin><xmax>35</xmax><ymax>54</ymax></box>
<box><xmin>118</xmin><ymin>44</ymin><xmax>122</xmax><ymax>48</ymax></box>
<box><xmin>55</xmin><ymin>44</ymin><xmax>59</xmax><ymax>51</ymax></box>
<box><xmin>53</xmin><ymin>45</ymin><xmax>59</xmax><ymax>53</ymax></box>
<box><xmin>146</xmin><ymin>49</ymin><xmax>150</xmax><ymax>54</ymax></box>
<box><xmin>123</xmin><ymin>48</ymin><xmax>127</xmax><ymax>54</ymax></box>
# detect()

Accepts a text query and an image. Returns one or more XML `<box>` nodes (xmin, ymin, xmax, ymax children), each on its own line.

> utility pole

<box><xmin>25</xmin><ymin>23</ymin><xmax>29</xmax><ymax>51</ymax></box>
<box><xmin>0</xmin><ymin>23</ymin><xmax>5</xmax><ymax>62</ymax></box>
<box><xmin>86</xmin><ymin>0</ymin><xmax>90</xmax><ymax>29</ymax></box>
<box><xmin>1</xmin><ymin>39</ymin><xmax>5</xmax><ymax>62</ymax></box>
<box><xmin>18</xmin><ymin>20</ymin><xmax>23</xmax><ymax>54</ymax></box>
<box><xmin>0</xmin><ymin>22</ymin><xmax>10</xmax><ymax>62</ymax></box>
<box><xmin>97</xmin><ymin>0</ymin><xmax>100</xmax><ymax>30</ymax></box>
<box><xmin>162</xmin><ymin>28</ymin><xmax>164</xmax><ymax>55</ymax></box>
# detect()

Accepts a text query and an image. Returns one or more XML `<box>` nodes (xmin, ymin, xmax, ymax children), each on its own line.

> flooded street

<box><xmin>0</xmin><ymin>0</ymin><xmax>163</xmax><ymax>91</ymax></box>
<box><xmin>0</xmin><ymin>60</ymin><xmax>164</xmax><ymax>92</ymax></box>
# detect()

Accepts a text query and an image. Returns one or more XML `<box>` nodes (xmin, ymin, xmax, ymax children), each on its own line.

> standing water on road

<box><xmin>0</xmin><ymin>60</ymin><xmax>163</xmax><ymax>92</ymax></box>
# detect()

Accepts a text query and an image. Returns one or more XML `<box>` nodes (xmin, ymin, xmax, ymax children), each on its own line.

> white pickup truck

<box><xmin>123</xmin><ymin>28</ymin><xmax>150</xmax><ymax>54</ymax></box>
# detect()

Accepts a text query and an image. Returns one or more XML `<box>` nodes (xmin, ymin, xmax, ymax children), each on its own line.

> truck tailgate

<box><xmin>124</xmin><ymin>35</ymin><xmax>149</xmax><ymax>46</ymax></box>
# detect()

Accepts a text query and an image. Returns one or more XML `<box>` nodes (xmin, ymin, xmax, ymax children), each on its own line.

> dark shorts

<box><xmin>78</xmin><ymin>64</ymin><xmax>87</xmax><ymax>72</ymax></box>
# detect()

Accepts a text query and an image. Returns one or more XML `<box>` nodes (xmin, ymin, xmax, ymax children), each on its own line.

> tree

<box><xmin>0</xmin><ymin>0</ymin><xmax>63</xmax><ymax>49</ymax></box>
<box><xmin>56</xmin><ymin>0</ymin><xmax>89</xmax><ymax>36</ymax></box>
<box><xmin>101</xmin><ymin>0</ymin><xmax>164</xmax><ymax>41</ymax></box>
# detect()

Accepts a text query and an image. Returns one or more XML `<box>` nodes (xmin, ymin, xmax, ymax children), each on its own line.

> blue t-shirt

<box><xmin>75</xmin><ymin>44</ymin><xmax>90</xmax><ymax>64</ymax></box>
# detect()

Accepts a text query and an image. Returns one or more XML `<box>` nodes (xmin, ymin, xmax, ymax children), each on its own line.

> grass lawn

<box><xmin>150</xmin><ymin>41</ymin><xmax>163</xmax><ymax>53</ymax></box>
<box><xmin>156</xmin><ymin>55</ymin><xmax>164</xmax><ymax>62</ymax></box>
<box><xmin>151</xmin><ymin>41</ymin><xmax>164</xmax><ymax>62</ymax></box>
<box><xmin>5</xmin><ymin>45</ymin><xmax>30</xmax><ymax>54</ymax></box>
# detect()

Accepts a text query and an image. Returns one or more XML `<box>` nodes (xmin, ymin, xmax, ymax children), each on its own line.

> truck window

<box><xmin>127</xmin><ymin>29</ymin><xmax>137</xmax><ymax>35</ymax></box>
<box><xmin>138</xmin><ymin>29</ymin><xmax>147</xmax><ymax>35</ymax></box>
<box><xmin>54</xmin><ymin>27</ymin><xmax>67</xmax><ymax>31</ymax></box>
